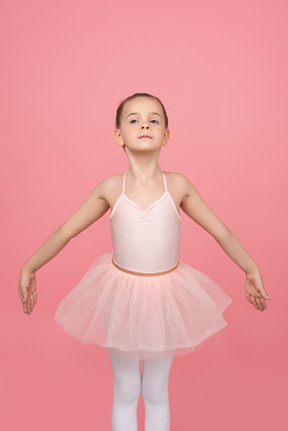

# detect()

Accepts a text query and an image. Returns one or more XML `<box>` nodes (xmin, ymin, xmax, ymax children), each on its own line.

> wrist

<box><xmin>245</xmin><ymin>265</ymin><xmax>260</xmax><ymax>277</ymax></box>
<box><xmin>21</xmin><ymin>264</ymin><xmax>34</xmax><ymax>274</ymax></box>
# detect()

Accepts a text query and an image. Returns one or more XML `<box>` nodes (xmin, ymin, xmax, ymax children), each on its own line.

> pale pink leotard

<box><xmin>110</xmin><ymin>171</ymin><xmax>181</xmax><ymax>273</ymax></box>
<box><xmin>55</xmin><ymin>170</ymin><xmax>233</xmax><ymax>360</ymax></box>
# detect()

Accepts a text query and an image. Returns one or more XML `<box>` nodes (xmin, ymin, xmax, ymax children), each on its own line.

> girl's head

<box><xmin>116</xmin><ymin>93</ymin><xmax>168</xmax><ymax>129</ymax></box>
<box><xmin>114</xmin><ymin>93</ymin><xmax>169</xmax><ymax>152</ymax></box>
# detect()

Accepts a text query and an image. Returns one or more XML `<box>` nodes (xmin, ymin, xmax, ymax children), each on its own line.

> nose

<box><xmin>141</xmin><ymin>123</ymin><xmax>150</xmax><ymax>130</ymax></box>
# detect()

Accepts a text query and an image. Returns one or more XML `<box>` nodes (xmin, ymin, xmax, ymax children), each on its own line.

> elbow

<box><xmin>57</xmin><ymin>225</ymin><xmax>73</xmax><ymax>244</ymax></box>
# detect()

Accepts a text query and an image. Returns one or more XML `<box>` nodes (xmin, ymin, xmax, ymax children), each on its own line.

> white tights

<box><xmin>108</xmin><ymin>348</ymin><xmax>174</xmax><ymax>431</ymax></box>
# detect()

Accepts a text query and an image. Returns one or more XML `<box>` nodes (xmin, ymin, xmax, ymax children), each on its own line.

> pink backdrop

<box><xmin>1</xmin><ymin>0</ymin><xmax>287</xmax><ymax>430</ymax></box>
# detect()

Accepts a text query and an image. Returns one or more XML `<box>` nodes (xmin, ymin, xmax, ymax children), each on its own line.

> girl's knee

<box><xmin>114</xmin><ymin>378</ymin><xmax>142</xmax><ymax>405</ymax></box>
<box><xmin>142</xmin><ymin>381</ymin><xmax>169</xmax><ymax>405</ymax></box>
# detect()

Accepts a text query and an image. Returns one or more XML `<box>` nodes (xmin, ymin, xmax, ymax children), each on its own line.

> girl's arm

<box><xmin>18</xmin><ymin>178</ymin><xmax>111</xmax><ymax>315</ymax></box>
<box><xmin>179</xmin><ymin>175</ymin><xmax>271</xmax><ymax>311</ymax></box>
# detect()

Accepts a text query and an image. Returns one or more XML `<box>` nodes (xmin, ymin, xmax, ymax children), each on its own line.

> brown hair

<box><xmin>115</xmin><ymin>93</ymin><xmax>169</xmax><ymax>129</ymax></box>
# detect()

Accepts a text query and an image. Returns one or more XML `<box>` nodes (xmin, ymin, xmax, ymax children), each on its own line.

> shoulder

<box><xmin>163</xmin><ymin>171</ymin><xmax>189</xmax><ymax>183</ymax></box>
<box><xmin>91</xmin><ymin>173</ymin><xmax>124</xmax><ymax>205</ymax></box>
<box><xmin>163</xmin><ymin>171</ymin><xmax>195</xmax><ymax>204</ymax></box>
<box><xmin>99</xmin><ymin>173</ymin><xmax>123</xmax><ymax>189</ymax></box>
<box><xmin>163</xmin><ymin>171</ymin><xmax>194</xmax><ymax>192</ymax></box>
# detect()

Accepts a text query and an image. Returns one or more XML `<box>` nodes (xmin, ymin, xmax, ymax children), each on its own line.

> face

<box><xmin>114</xmin><ymin>97</ymin><xmax>169</xmax><ymax>152</ymax></box>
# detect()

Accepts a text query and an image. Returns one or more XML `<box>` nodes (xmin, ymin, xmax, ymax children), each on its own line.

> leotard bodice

<box><xmin>110</xmin><ymin>171</ymin><xmax>181</xmax><ymax>273</ymax></box>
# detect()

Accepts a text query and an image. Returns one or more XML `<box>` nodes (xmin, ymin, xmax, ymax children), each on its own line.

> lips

<box><xmin>139</xmin><ymin>135</ymin><xmax>152</xmax><ymax>139</ymax></box>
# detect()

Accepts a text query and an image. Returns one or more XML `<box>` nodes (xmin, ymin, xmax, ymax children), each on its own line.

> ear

<box><xmin>114</xmin><ymin>129</ymin><xmax>125</xmax><ymax>147</ymax></box>
<box><xmin>162</xmin><ymin>128</ymin><xmax>170</xmax><ymax>147</ymax></box>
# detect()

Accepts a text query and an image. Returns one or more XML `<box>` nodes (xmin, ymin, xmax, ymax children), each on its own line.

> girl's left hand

<box><xmin>18</xmin><ymin>269</ymin><xmax>37</xmax><ymax>315</ymax></box>
<box><xmin>245</xmin><ymin>271</ymin><xmax>271</xmax><ymax>311</ymax></box>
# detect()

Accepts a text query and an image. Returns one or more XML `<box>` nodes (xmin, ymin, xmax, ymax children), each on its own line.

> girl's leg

<box><xmin>108</xmin><ymin>348</ymin><xmax>142</xmax><ymax>431</ymax></box>
<box><xmin>141</xmin><ymin>352</ymin><xmax>174</xmax><ymax>431</ymax></box>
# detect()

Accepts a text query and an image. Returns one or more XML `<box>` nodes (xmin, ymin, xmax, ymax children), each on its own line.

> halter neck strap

<box><xmin>122</xmin><ymin>171</ymin><xmax>127</xmax><ymax>194</ymax></box>
<box><xmin>162</xmin><ymin>171</ymin><xmax>168</xmax><ymax>193</ymax></box>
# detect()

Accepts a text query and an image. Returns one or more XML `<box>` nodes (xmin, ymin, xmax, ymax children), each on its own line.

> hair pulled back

<box><xmin>116</xmin><ymin>93</ymin><xmax>169</xmax><ymax>129</ymax></box>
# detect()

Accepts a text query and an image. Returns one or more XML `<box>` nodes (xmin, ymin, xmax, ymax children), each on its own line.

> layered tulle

<box><xmin>54</xmin><ymin>253</ymin><xmax>232</xmax><ymax>360</ymax></box>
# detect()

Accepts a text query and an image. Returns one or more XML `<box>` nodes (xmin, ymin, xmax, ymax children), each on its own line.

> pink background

<box><xmin>1</xmin><ymin>0</ymin><xmax>287</xmax><ymax>430</ymax></box>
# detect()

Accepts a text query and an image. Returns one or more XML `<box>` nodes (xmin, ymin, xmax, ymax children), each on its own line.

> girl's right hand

<box><xmin>18</xmin><ymin>269</ymin><xmax>37</xmax><ymax>315</ymax></box>
<box><xmin>244</xmin><ymin>271</ymin><xmax>271</xmax><ymax>311</ymax></box>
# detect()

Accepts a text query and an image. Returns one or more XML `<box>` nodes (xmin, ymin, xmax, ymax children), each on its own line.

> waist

<box><xmin>112</xmin><ymin>258</ymin><xmax>179</xmax><ymax>276</ymax></box>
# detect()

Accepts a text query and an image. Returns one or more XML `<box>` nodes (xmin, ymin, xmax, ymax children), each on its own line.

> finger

<box><xmin>259</xmin><ymin>288</ymin><xmax>271</xmax><ymax>300</ymax></box>
<box><xmin>259</xmin><ymin>297</ymin><xmax>267</xmax><ymax>310</ymax></box>
<box><xmin>255</xmin><ymin>297</ymin><xmax>264</xmax><ymax>311</ymax></box>
<box><xmin>29</xmin><ymin>295</ymin><xmax>34</xmax><ymax>313</ymax></box>
<box><xmin>23</xmin><ymin>299</ymin><xmax>28</xmax><ymax>314</ymax></box>
<box><xmin>19</xmin><ymin>286</ymin><xmax>27</xmax><ymax>302</ymax></box>
<box><xmin>18</xmin><ymin>287</ymin><xmax>22</xmax><ymax>301</ymax></box>
<box><xmin>248</xmin><ymin>294</ymin><xmax>255</xmax><ymax>306</ymax></box>
<box><xmin>31</xmin><ymin>292</ymin><xmax>36</xmax><ymax>308</ymax></box>
<box><xmin>27</xmin><ymin>296</ymin><xmax>31</xmax><ymax>314</ymax></box>
<box><xmin>250</xmin><ymin>296</ymin><xmax>259</xmax><ymax>310</ymax></box>
<box><xmin>246</xmin><ymin>293</ymin><xmax>253</xmax><ymax>304</ymax></box>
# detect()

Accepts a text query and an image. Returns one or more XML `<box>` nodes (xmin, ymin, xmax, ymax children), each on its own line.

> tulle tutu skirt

<box><xmin>54</xmin><ymin>253</ymin><xmax>232</xmax><ymax>360</ymax></box>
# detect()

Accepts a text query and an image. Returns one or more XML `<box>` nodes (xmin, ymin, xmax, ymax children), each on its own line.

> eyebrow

<box><xmin>126</xmin><ymin>112</ymin><xmax>162</xmax><ymax>119</ymax></box>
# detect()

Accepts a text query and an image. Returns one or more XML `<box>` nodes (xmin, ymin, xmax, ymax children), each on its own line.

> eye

<box><xmin>129</xmin><ymin>119</ymin><xmax>138</xmax><ymax>124</ymax></box>
<box><xmin>150</xmin><ymin>119</ymin><xmax>159</xmax><ymax>124</ymax></box>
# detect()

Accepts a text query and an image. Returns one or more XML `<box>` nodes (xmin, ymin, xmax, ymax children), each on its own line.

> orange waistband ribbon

<box><xmin>111</xmin><ymin>258</ymin><xmax>179</xmax><ymax>277</ymax></box>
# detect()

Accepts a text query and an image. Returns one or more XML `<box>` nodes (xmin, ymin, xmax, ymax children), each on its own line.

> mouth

<box><xmin>138</xmin><ymin>135</ymin><xmax>152</xmax><ymax>139</ymax></box>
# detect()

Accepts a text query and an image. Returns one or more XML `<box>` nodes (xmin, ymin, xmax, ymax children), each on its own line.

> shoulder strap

<box><xmin>122</xmin><ymin>171</ymin><xmax>127</xmax><ymax>194</ymax></box>
<box><xmin>162</xmin><ymin>171</ymin><xmax>168</xmax><ymax>193</ymax></box>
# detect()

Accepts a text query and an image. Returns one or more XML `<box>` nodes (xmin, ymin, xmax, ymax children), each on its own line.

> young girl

<box><xmin>18</xmin><ymin>93</ymin><xmax>271</xmax><ymax>431</ymax></box>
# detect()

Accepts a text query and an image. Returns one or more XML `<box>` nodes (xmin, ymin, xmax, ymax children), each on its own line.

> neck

<box><xmin>124</xmin><ymin>149</ymin><xmax>162</xmax><ymax>182</ymax></box>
